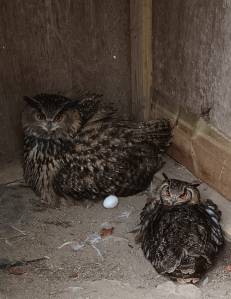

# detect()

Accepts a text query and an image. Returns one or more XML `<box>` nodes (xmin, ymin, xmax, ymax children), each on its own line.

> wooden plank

<box><xmin>130</xmin><ymin>0</ymin><xmax>153</xmax><ymax>120</ymax></box>
<box><xmin>153</xmin><ymin>99</ymin><xmax>231</xmax><ymax>202</ymax></box>
<box><xmin>152</xmin><ymin>0</ymin><xmax>231</xmax><ymax>138</ymax></box>
<box><xmin>0</xmin><ymin>0</ymin><xmax>131</xmax><ymax>165</ymax></box>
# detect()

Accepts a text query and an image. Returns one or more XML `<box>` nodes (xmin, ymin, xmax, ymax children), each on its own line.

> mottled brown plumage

<box><xmin>138</xmin><ymin>175</ymin><xmax>224</xmax><ymax>283</ymax></box>
<box><xmin>22</xmin><ymin>93</ymin><xmax>172</xmax><ymax>207</ymax></box>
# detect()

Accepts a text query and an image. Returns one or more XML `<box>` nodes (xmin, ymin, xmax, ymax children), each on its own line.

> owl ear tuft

<box><xmin>62</xmin><ymin>99</ymin><xmax>80</xmax><ymax>110</ymax></box>
<box><xmin>162</xmin><ymin>173</ymin><xmax>169</xmax><ymax>181</ymax></box>
<box><xmin>79</xmin><ymin>94</ymin><xmax>103</xmax><ymax>104</ymax></box>
<box><xmin>79</xmin><ymin>95</ymin><xmax>102</xmax><ymax>112</ymax></box>
<box><xmin>190</xmin><ymin>182</ymin><xmax>201</xmax><ymax>188</ymax></box>
<box><xmin>78</xmin><ymin>95</ymin><xmax>103</xmax><ymax>121</ymax></box>
<box><xmin>23</xmin><ymin>96</ymin><xmax>40</xmax><ymax>109</ymax></box>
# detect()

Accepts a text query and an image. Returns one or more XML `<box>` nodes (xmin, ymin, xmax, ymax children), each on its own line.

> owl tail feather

<box><xmin>144</xmin><ymin>119</ymin><xmax>172</xmax><ymax>151</ymax></box>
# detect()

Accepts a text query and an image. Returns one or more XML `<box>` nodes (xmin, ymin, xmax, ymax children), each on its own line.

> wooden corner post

<box><xmin>130</xmin><ymin>0</ymin><xmax>153</xmax><ymax>121</ymax></box>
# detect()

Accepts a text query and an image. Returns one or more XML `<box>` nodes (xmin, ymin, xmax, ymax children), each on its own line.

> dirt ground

<box><xmin>0</xmin><ymin>157</ymin><xmax>231</xmax><ymax>299</ymax></box>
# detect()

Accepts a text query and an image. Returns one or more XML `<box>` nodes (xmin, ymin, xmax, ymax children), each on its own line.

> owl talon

<box><xmin>35</xmin><ymin>196</ymin><xmax>61</xmax><ymax>209</ymax></box>
<box><xmin>60</xmin><ymin>196</ymin><xmax>76</xmax><ymax>207</ymax></box>
<box><xmin>176</xmin><ymin>278</ymin><xmax>200</xmax><ymax>284</ymax></box>
<box><xmin>75</xmin><ymin>199</ymin><xmax>94</xmax><ymax>209</ymax></box>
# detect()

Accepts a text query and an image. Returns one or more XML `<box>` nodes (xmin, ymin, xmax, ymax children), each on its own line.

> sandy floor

<box><xmin>0</xmin><ymin>157</ymin><xmax>231</xmax><ymax>299</ymax></box>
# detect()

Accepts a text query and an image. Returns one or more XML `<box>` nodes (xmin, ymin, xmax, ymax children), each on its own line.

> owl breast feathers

<box><xmin>22</xmin><ymin>93</ymin><xmax>172</xmax><ymax>207</ymax></box>
<box><xmin>139</xmin><ymin>175</ymin><xmax>224</xmax><ymax>282</ymax></box>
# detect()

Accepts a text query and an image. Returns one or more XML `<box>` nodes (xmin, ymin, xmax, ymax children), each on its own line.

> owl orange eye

<box><xmin>54</xmin><ymin>113</ymin><xmax>63</xmax><ymax>122</ymax></box>
<box><xmin>35</xmin><ymin>112</ymin><xmax>45</xmax><ymax>120</ymax></box>
<box><xmin>164</xmin><ymin>187</ymin><xmax>170</xmax><ymax>196</ymax></box>
<box><xmin>180</xmin><ymin>192</ymin><xmax>186</xmax><ymax>198</ymax></box>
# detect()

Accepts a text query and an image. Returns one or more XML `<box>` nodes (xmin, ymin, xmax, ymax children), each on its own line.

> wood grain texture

<box><xmin>130</xmin><ymin>0</ymin><xmax>152</xmax><ymax>121</ymax></box>
<box><xmin>153</xmin><ymin>100</ymin><xmax>231</xmax><ymax>202</ymax></box>
<box><xmin>0</xmin><ymin>0</ymin><xmax>131</xmax><ymax>164</ymax></box>
<box><xmin>152</xmin><ymin>0</ymin><xmax>231</xmax><ymax>138</ymax></box>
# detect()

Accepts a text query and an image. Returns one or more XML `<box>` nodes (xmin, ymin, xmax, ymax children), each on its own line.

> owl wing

<box><xmin>173</xmin><ymin>203</ymin><xmax>224</xmax><ymax>277</ymax></box>
<box><xmin>54</xmin><ymin>140</ymin><xmax>160</xmax><ymax>200</ymax></box>
<box><xmin>140</xmin><ymin>200</ymin><xmax>162</xmax><ymax>230</ymax></box>
<box><xmin>77</xmin><ymin>101</ymin><xmax>171</xmax><ymax>150</ymax></box>
<box><xmin>77</xmin><ymin>93</ymin><xmax>103</xmax><ymax>124</ymax></box>
<box><xmin>166</xmin><ymin>203</ymin><xmax>223</xmax><ymax>277</ymax></box>
<box><xmin>196</xmin><ymin>200</ymin><xmax>224</xmax><ymax>255</ymax></box>
<box><xmin>139</xmin><ymin>203</ymin><xmax>187</xmax><ymax>275</ymax></box>
<box><xmin>139</xmin><ymin>201</ymin><xmax>164</xmax><ymax>254</ymax></box>
<box><xmin>140</xmin><ymin>203</ymin><xmax>223</xmax><ymax>277</ymax></box>
<box><xmin>144</xmin><ymin>207</ymin><xmax>190</xmax><ymax>275</ymax></box>
<box><xmin>54</xmin><ymin>104</ymin><xmax>170</xmax><ymax>199</ymax></box>
<box><xmin>115</xmin><ymin>119</ymin><xmax>172</xmax><ymax>151</ymax></box>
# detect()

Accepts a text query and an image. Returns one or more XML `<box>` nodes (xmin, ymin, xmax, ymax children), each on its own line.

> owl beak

<box><xmin>171</xmin><ymin>197</ymin><xmax>177</xmax><ymax>205</ymax></box>
<box><xmin>47</xmin><ymin>121</ymin><xmax>52</xmax><ymax>131</ymax></box>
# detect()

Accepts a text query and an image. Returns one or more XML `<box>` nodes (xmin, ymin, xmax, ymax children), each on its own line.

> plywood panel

<box><xmin>153</xmin><ymin>100</ymin><xmax>231</xmax><ymax>202</ymax></box>
<box><xmin>0</xmin><ymin>0</ymin><xmax>131</xmax><ymax>164</ymax></box>
<box><xmin>130</xmin><ymin>0</ymin><xmax>152</xmax><ymax>121</ymax></box>
<box><xmin>152</xmin><ymin>0</ymin><xmax>231</xmax><ymax>138</ymax></box>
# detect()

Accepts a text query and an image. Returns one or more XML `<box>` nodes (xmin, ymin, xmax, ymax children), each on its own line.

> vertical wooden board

<box><xmin>0</xmin><ymin>0</ymin><xmax>131</xmax><ymax>165</ymax></box>
<box><xmin>153</xmin><ymin>101</ymin><xmax>231</xmax><ymax>202</ymax></box>
<box><xmin>130</xmin><ymin>0</ymin><xmax>152</xmax><ymax>120</ymax></box>
<box><xmin>151</xmin><ymin>0</ymin><xmax>231</xmax><ymax>138</ymax></box>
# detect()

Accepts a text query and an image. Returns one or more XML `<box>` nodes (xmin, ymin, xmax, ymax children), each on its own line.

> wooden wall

<box><xmin>149</xmin><ymin>0</ymin><xmax>231</xmax><ymax>201</ymax></box>
<box><xmin>152</xmin><ymin>0</ymin><xmax>231</xmax><ymax>138</ymax></box>
<box><xmin>0</xmin><ymin>0</ymin><xmax>131</xmax><ymax>164</ymax></box>
<box><xmin>129</xmin><ymin>0</ymin><xmax>231</xmax><ymax>201</ymax></box>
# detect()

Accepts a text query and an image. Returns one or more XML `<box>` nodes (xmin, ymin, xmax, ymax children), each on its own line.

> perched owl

<box><xmin>22</xmin><ymin>93</ymin><xmax>172</xmax><ymax>207</ymax></box>
<box><xmin>138</xmin><ymin>174</ymin><xmax>224</xmax><ymax>283</ymax></box>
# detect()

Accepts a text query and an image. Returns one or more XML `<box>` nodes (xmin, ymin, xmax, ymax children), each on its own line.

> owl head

<box><xmin>158</xmin><ymin>173</ymin><xmax>201</xmax><ymax>206</ymax></box>
<box><xmin>22</xmin><ymin>93</ymin><xmax>101</xmax><ymax>139</ymax></box>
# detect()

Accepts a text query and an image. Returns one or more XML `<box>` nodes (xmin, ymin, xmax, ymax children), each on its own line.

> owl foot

<box><xmin>60</xmin><ymin>196</ymin><xmax>76</xmax><ymax>207</ymax></box>
<box><xmin>32</xmin><ymin>205</ymin><xmax>48</xmax><ymax>212</ymax></box>
<box><xmin>76</xmin><ymin>199</ymin><xmax>94</xmax><ymax>209</ymax></box>
<box><xmin>33</xmin><ymin>194</ymin><xmax>61</xmax><ymax>209</ymax></box>
<box><xmin>176</xmin><ymin>277</ymin><xmax>200</xmax><ymax>284</ymax></box>
<box><xmin>59</xmin><ymin>196</ymin><xmax>94</xmax><ymax>208</ymax></box>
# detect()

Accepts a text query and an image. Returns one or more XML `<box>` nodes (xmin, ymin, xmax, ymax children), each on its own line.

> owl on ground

<box><xmin>22</xmin><ymin>93</ymin><xmax>172</xmax><ymax>207</ymax></box>
<box><xmin>138</xmin><ymin>174</ymin><xmax>224</xmax><ymax>283</ymax></box>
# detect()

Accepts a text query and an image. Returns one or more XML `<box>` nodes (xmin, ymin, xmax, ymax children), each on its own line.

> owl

<box><xmin>22</xmin><ymin>93</ymin><xmax>172</xmax><ymax>207</ymax></box>
<box><xmin>138</xmin><ymin>174</ymin><xmax>224</xmax><ymax>283</ymax></box>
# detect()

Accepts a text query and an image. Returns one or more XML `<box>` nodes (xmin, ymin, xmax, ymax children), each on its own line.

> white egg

<box><xmin>103</xmin><ymin>195</ymin><xmax>119</xmax><ymax>209</ymax></box>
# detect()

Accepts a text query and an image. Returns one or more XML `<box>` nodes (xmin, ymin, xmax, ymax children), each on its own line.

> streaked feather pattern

<box><xmin>22</xmin><ymin>92</ymin><xmax>172</xmax><ymax>207</ymax></box>
<box><xmin>139</xmin><ymin>177</ymin><xmax>224</xmax><ymax>282</ymax></box>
